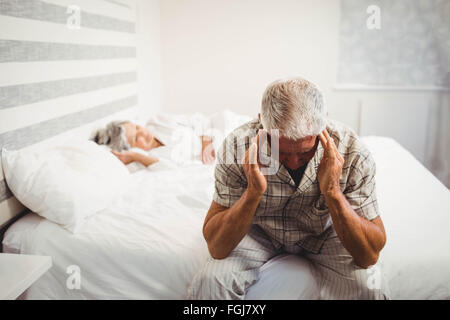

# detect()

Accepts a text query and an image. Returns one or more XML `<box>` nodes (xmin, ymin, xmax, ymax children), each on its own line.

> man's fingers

<box><xmin>318</xmin><ymin>132</ymin><xmax>327</xmax><ymax>150</ymax></box>
<box><xmin>322</xmin><ymin>129</ymin><xmax>333</xmax><ymax>149</ymax></box>
<box><xmin>322</xmin><ymin>129</ymin><xmax>337</xmax><ymax>160</ymax></box>
<box><xmin>319</xmin><ymin>132</ymin><xmax>330</xmax><ymax>158</ymax></box>
<box><xmin>324</xmin><ymin>130</ymin><xmax>336</xmax><ymax>150</ymax></box>
<box><xmin>326</xmin><ymin>130</ymin><xmax>343</xmax><ymax>162</ymax></box>
<box><xmin>249</xmin><ymin>137</ymin><xmax>259</xmax><ymax>169</ymax></box>
<box><xmin>322</xmin><ymin>129</ymin><xmax>345</xmax><ymax>164</ymax></box>
<box><xmin>257</xmin><ymin>129</ymin><xmax>268</xmax><ymax>144</ymax></box>
<box><xmin>249</xmin><ymin>136</ymin><xmax>268</xmax><ymax>175</ymax></box>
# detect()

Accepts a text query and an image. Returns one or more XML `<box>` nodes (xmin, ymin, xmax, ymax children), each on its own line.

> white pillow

<box><xmin>1</xmin><ymin>140</ymin><xmax>131</xmax><ymax>233</ymax></box>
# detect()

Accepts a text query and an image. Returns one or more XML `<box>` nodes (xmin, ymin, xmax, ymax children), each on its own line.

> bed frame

<box><xmin>0</xmin><ymin>209</ymin><xmax>29</xmax><ymax>253</ymax></box>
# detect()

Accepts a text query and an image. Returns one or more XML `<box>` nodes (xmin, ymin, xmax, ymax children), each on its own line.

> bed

<box><xmin>2</xmin><ymin>133</ymin><xmax>450</xmax><ymax>300</ymax></box>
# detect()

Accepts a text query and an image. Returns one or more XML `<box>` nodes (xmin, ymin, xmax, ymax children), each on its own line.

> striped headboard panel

<box><xmin>0</xmin><ymin>0</ymin><xmax>139</xmax><ymax>233</ymax></box>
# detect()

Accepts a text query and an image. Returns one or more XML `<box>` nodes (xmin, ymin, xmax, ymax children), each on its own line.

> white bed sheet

<box><xmin>362</xmin><ymin>136</ymin><xmax>450</xmax><ymax>299</ymax></box>
<box><xmin>3</xmin><ymin>136</ymin><xmax>450</xmax><ymax>299</ymax></box>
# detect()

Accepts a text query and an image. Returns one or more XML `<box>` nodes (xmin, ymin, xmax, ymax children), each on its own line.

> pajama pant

<box><xmin>186</xmin><ymin>225</ymin><xmax>390</xmax><ymax>300</ymax></box>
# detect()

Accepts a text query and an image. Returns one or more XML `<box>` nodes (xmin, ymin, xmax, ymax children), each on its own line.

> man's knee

<box><xmin>311</xmin><ymin>256</ymin><xmax>390</xmax><ymax>300</ymax></box>
<box><xmin>188</xmin><ymin>256</ymin><xmax>258</xmax><ymax>300</ymax></box>
<box><xmin>192</xmin><ymin>257</ymin><xmax>233</xmax><ymax>284</ymax></box>
<box><xmin>188</xmin><ymin>258</ymin><xmax>226</xmax><ymax>299</ymax></box>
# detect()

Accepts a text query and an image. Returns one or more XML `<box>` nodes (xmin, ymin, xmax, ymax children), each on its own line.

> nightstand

<box><xmin>0</xmin><ymin>253</ymin><xmax>52</xmax><ymax>300</ymax></box>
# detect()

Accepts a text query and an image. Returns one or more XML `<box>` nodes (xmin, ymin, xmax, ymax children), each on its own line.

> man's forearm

<box><xmin>324</xmin><ymin>189</ymin><xmax>385</xmax><ymax>268</ymax></box>
<box><xmin>204</xmin><ymin>189</ymin><xmax>263</xmax><ymax>259</ymax></box>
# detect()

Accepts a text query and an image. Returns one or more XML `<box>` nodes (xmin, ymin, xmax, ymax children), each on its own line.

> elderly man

<box><xmin>187</xmin><ymin>77</ymin><xmax>390</xmax><ymax>300</ymax></box>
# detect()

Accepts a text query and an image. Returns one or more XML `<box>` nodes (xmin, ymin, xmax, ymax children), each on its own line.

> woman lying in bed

<box><xmin>91</xmin><ymin>116</ymin><xmax>216</xmax><ymax>167</ymax></box>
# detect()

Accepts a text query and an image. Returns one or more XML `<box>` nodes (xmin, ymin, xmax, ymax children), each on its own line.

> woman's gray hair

<box><xmin>90</xmin><ymin>120</ymin><xmax>131</xmax><ymax>151</ymax></box>
<box><xmin>260</xmin><ymin>77</ymin><xmax>327</xmax><ymax>140</ymax></box>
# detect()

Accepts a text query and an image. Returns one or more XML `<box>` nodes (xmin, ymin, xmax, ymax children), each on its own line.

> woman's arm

<box><xmin>132</xmin><ymin>152</ymin><xmax>159</xmax><ymax>167</ymax></box>
<box><xmin>112</xmin><ymin>150</ymin><xmax>159</xmax><ymax>167</ymax></box>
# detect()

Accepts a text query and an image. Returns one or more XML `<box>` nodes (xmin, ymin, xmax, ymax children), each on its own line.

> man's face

<box><xmin>276</xmin><ymin>135</ymin><xmax>319</xmax><ymax>170</ymax></box>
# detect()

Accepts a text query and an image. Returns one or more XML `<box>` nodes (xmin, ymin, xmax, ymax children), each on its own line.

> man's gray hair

<box><xmin>91</xmin><ymin>120</ymin><xmax>131</xmax><ymax>151</ymax></box>
<box><xmin>260</xmin><ymin>77</ymin><xmax>327</xmax><ymax>140</ymax></box>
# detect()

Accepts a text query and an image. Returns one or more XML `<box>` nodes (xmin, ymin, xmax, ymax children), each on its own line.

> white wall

<box><xmin>154</xmin><ymin>0</ymin><xmax>447</xmax><ymax>185</ymax></box>
<box><xmin>160</xmin><ymin>0</ymin><xmax>340</xmax><ymax>119</ymax></box>
<box><xmin>136</xmin><ymin>0</ymin><xmax>163</xmax><ymax>121</ymax></box>
<box><xmin>333</xmin><ymin>90</ymin><xmax>445</xmax><ymax>164</ymax></box>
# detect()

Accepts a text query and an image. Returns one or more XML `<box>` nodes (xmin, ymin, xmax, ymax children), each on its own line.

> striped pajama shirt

<box><xmin>187</xmin><ymin>119</ymin><xmax>390</xmax><ymax>300</ymax></box>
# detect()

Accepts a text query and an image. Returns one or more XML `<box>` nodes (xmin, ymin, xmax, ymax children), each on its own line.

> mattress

<box><xmin>3</xmin><ymin>136</ymin><xmax>450</xmax><ymax>299</ymax></box>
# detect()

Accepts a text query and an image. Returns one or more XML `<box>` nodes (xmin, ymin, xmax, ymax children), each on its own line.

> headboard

<box><xmin>0</xmin><ymin>0</ymin><xmax>139</xmax><ymax>248</ymax></box>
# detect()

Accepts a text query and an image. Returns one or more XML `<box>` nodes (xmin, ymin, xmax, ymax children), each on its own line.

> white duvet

<box><xmin>5</xmin><ymin>162</ymin><xmax>214</xmax><ymax>299</ymax></box>
<box><xmin>3</xmin><ymin>136</ymin><xmax>450</xmax><ymax>299</ymax></box>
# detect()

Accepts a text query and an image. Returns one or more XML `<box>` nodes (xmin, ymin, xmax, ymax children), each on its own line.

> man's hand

<box><xmin>317</xmin><ymin>129</ymin><xmax>386</xmax><ymax>268</ymax></box>
<box><xmin>111</xmin><ymin>150</ymin><xmax>137</xmax><ymax>165</ymax></box>
<box><xmin>202</xmin><ymin>131</ymin><xmax>268</xmax><ymax>259</ymax></box>
<box><xmin>318</xmin><ymin>129</ymin><xmax>344</xmax><ymax>196</ymax></box>
<box><xmin>243</xmin><ymin>132</ymin><xmax>267</xmax><ymax>196</ymax></box>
